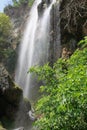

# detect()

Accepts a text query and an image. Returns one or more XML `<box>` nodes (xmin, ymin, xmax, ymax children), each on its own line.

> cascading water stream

<box><xmin>14</xmin><ymin>0</ymin><xmax>57</xmax><ymax>129</ymax></box>
<box><xmin>15</xmin><ymin>0</ymin><xmax>56</xmax><ymax>100</ymax></box>
<box><xmin>15</xmin><ymin>0</ymin><xmax>41</xmax><ymax>92</ymax></box>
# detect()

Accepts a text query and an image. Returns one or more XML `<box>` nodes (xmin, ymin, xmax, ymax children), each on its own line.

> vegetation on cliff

<box><xmin>0</xmin><ymin>13</ymin><xmax>16</xmax><ymax>74</ymax></box>
<box><xmin>0</xmin><ymin>13</ymin><xmax>11</xmax><ymax>37</ymax></box>
<box><xmin>0</xmin><ymin>13</ymin><xmax>12</xmax><ymax>60</ymax></box>
<box><xmin>12</xmin><ymin>0</ymin><xmax>34</xmax><ymax>7</ymax></box>
<box><xmin>30</xmin><ymin>37</ymin><xmax>87</xmax><ymax>130</ymax></box>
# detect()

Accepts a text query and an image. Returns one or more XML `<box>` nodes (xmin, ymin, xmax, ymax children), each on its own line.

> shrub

<box><xmin>30</xmin><ymin>37</ymin><xmax>87</xmax><ymax>130</ymax></box>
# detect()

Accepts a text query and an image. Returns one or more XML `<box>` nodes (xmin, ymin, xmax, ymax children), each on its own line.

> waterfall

<box><xmin>15</xmin><ymin>0</ymin><xmax>56</xmax><ymax>100</ymax></box>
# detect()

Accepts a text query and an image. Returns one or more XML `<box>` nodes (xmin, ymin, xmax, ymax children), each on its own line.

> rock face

<box><xmin>60</xmin><ymin>0</ymin><xmax>87</xmax><ymax>55</ymax></box>
<box><xmin>0</xmin><ymin>64</ymin><xmax>10</xmax><ymax>91</ymax></box>
<box><xmin>4</xmin><ymin>0</ymin><xmax>87</xmax><ymax>67</ymax></box>
<box><xmin>49</xmin><ymin>1</ymin><xmax>61</xmax><ymax>65</ymax></box>
<box><xmin>3</xmin><ymin>4</ymin><xmax>30</xmax><ymax>76</ymax></box>
<box><xmin>38</xmin><ymin>0</ymin><xmax>51</xmax><ymax>17</ymax></box>
<box><xmin>0</xmin><ymin>64</ymin><xmax>22</xmax><ymax>119</ymax></box>
<box><xmin>49</xmin><ymin>0</ymin><xmax>87</xmax><ymax>63</ymax></box>
<box><xmin>14</xmin><ymin>98</ymin><xmax>32</xmax><ymax>130</ymax></box>
<box><xmin>0</xmin><ymin>64</ymin><xmax>31</xmax><ymax>129</ymax></box>
<box><xmin>4</xmin><ymin>4</ymin><xmax>30</xmax><ymax>39</ymax></box>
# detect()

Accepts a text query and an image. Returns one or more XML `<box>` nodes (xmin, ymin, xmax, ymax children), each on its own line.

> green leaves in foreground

<box><xmin>30</xmin><ymin>37</ymin><xmax>87</xmax><ymax>130</ymax></box>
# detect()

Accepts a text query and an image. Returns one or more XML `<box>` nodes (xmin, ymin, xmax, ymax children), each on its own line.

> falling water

<box><xmin>15</xmin><ymin>0</ymin><xmax>56</xmax><ymax>100</ymax></box>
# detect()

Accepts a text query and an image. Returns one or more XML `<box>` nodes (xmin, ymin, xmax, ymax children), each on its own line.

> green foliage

<box><xmin>0</xmin><ymin>13</ymin><xmax>16</xmax><ymax>74</ymax></box>
<box><xmin>12</xmin><ymin>0</ymin><xmax>28</xmax><ymax>6</ymax></box>
<box><xmin>0</xmin><ymin>13</ymin><xmax>12</xmax><ymax>37</ymax></box>
<box><xmin>6</xmin><ymin>49</ymin><xmax>17</xmax><ymax>74</ymax></box>
<box><xmin>0</xmin><ymin>13</ymin><xmax>12</xmax><ymax>60</ymax></box>
<box><xmin>12</xmin><ymin>0</ymin><xmax>19</xmax><ymax>7</ymax></box>
<box><xmin>0</xmin><ymin>12</ymin><xmax>18</xmax><ymax>76</ymax></box>
<box><xmin>78</xmin><ymin>36</ymin><xmax>87</xmax><ymax>48</ymax></box>
<box><xmin>28</xmin><ymin>0</ymin><xmax>34</xmax><ymax>7</ymax></box>
<box><xmin>30</xmin><ymin>37</ymin><xmax>87</xmax><ymax>130</ymax></box>
<box><xmin>12</xmin><ymin>0</ymin><xmax>34</xmax><ymax>7</ymax></box>
<box><xmin>19</xmin><ymin>0</ymin><xmax>29</xmax><ymax>4</ymax></box>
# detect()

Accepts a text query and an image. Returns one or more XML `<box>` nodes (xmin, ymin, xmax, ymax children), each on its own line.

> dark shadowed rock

<box><xmin>0</xmin><ymin>64</ymin><xmax>31</xmax><ymax>129</ymax></box>
<box><xmin>0</xmin><ymin>123</ymin><xmax>6</xmax><ymax>130</ymax></box>
<box><xmin>60</xmin><ymin>0</ymin><xmax>87</xmax><ymax>45</ymax></box>
<box><xmin>0</xmin><ymin>64</ymin><xmax>22</xmax><ymax>119</ymax></box>
<box><xmin>49</xmin><ymin>1</ymin><xmax>61</xmax><ymax>65</ymax></box>
<box><xmin>38</xmin><ymin>0</ymin><xmax>51</xmax><ymax>17</ymax></box>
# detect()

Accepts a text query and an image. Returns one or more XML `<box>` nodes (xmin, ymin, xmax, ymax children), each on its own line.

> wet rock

<box><xmin>28</xmin><ymin>108</ymin><xmax>37</xmax><ymax>121</ymax></box>
<box><xmin>0</xmin><ymin>64</ymin><xmax>31</xmax><ymax>125</ymax></box>
<box><xmin>38</xmin><ymin>0</ymin><xmax>51</xmax><ymax>17</ymax></box>
<box><xmin>0</xmin><ymin>64</ymin><xmax>13</xmax><ymax>91</ymax></box>
<box><xmin>49</xmin><ymin>1</ymin><xmax>61</xmax><ymax>65</ymax></box>
<box><xmin>82</xmin><ymin>21</ymin><xmax>87</xmax><ymax>36</ymax></box>
<box><xmin>0</xmin><ymin>64</ymin><xmax>22</xmax><ymax>120</ymax></box>
<box><xmin>14</xmin><ymin>98</ymin><xmax>32</xmax><ymax>130</ymax></box>
<box><xmin>38</xmin><ymin>0</ymin><xmax>47</xmax><ymax>17</ymax></box>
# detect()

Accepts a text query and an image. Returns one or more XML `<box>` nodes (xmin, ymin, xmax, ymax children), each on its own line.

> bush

<box><xmin>30</xmin><ymin>37</ymin><xmax>87</xmax><ymax>130</ymax></box>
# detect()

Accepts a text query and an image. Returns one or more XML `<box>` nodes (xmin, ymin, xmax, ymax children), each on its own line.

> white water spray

<box><xmin>15</xmin><ymin>0</ymin><xmax>56</xmax><ymax>99</ymax></box>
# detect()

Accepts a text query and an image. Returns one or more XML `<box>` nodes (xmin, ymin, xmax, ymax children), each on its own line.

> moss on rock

<box><xmin>0</xmin><ymin>122</ymin><xmax>6</xmax><ymax>130</ymax></box>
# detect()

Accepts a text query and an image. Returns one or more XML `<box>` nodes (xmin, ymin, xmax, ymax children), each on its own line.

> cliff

<box><xmin>49</xmin><ymin>0</ymin><xmax>87</xmax><ymax>63</ymax></box>
<box><xmin>60</xmin><ymin>0</ymin><xmax>87</xmax><ymax>56</ymax></box>
<box><xmin>4</xmin><ymin>0</ymin><xmax>87</xmax><ymax>66</ymax></box>
<box><xmin>1</xmin><ymin>0</ymin><xmax>87</xmax><ymax>129</ymax></box>
<box><xmin>4</xmin><ymin>4</ymin><xmax>30</xmax><ymax>40</ymax></box>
